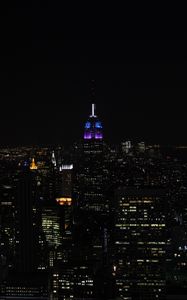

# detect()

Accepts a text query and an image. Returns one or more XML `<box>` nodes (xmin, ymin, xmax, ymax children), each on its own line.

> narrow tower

<box><xmin>81</xmin><ymin>103</ymin><xmax>105</xmax><ymax>212</ymax></box>
<box><xmin>84</xmin><ymin>103</ymin><xmax>103</xmax><ymax>140</ymax></box>
<box><xmin>73</xmin><ymin>103</ymin><xmax>111</xmax><ymax>299</ymax></box>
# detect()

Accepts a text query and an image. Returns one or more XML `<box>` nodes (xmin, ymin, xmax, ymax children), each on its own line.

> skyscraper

<box><xmin>0</xmin><ymin>164</ymin><xmax>49</xmax><ymax>299</ymax></box>
<box><xmin>72</xmin><ymin>104</ymin><xmax>112</xmax><ymax>299</ymax></box>
<box><xmin>114</xmin><ymin>187</ymin><xmax>167</xmax><ymax>300</ymax></box>
<box><xmin>80</xmin><ymin>103</ymin><xmax>106</xmax><ymax>212</ymax></box>
<box><xmin>15</xmin><ymin>165</ymin><xmax>39</xmax><ymax>272</ymax></box>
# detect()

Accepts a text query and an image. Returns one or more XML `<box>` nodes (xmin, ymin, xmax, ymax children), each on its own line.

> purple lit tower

<box><xmin>84</xmin><ymin>104</ymin><xmax>103</xmax><ymax>140</ymax></box>
<box><xmin>81</xmin><ymin>103</ymin><xmax>106</xmax><ymax>212</ymax></box>
<box><xmin>75</xmin><ymin>103</ymin><xmax>108</xmax><ymax>298</ymax></box>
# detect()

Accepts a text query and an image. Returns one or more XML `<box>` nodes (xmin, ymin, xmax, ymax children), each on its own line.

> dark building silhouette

<box><xmin>0</xmin><ymin>162</ymin><xmax>49</xmax><ymax>299</ymax></box>
<box><xmin>1</xmin><ymin>272</ymin><xmax>48</xmax><ymax>299</ymax></box>
<box><xmin>15</xmin><ymin>164</ymin><xmax>39</xmax><ymax>272</ymax></box>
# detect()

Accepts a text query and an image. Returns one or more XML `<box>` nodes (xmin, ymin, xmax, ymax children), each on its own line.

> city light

<box><xmin>56</xmin><ymin>197</ymin><xmax>72</xmax><ymax>205</ymax></box>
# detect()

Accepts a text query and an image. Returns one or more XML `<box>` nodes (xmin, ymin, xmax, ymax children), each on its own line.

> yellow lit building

<box><xmin>30</xmin><ymin>158</ymin><xmax>38</xmax><ymax>170</ymax></box>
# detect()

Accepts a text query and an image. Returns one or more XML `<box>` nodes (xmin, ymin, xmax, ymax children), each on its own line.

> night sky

<box><xmin>1</xmin><ymin>4</ymin><xmax>187</xmax><ymax>146</ymax></box>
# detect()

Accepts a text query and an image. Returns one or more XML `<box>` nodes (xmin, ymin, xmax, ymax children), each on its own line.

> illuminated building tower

<box><xmin>49</xmin><ymin>164</ymin><xmax>74</xmax><ymax>299</ymax></box>
<box><xmin>51</xmin><ymin>151</ymin><xmax>57</xmax><ymax>168</ymax></box>
<box><xmin>56</xmin><ymin>164</ymin><xmax>73</xmax><ymax>230</ymax></box>
<box><xmin>42</xmin><ymin>164</ymin><xmax>73</xmax><ymax>268</ymax></box>
<box><xmin>42</xmin><ymin>207</ymin><xmax>63</xmax><ymax>268</ymax></box>
<box><xmin>113</xmin><ymin>187</ymin><xmax>166</xmax><ymax>300</ymax></box>
<box><xmin>84</xmin><ymin>103</ymin><xmax>103</xmax><ymax>140</ymax></box>
<box><xmin>30</xmin><ymin>157</ymin><xmax>38</xmax><ymax>170</ymax></box>
<box><xmin>81</xmin><ymin>103</ymin><xmax>107</xmax><ymax>212</ymax></box>
<box><xmin>121</xmin><ymin>141</ymin><xmax>132</xmax><ymax>154</ymax></box>
<box><xmin>72</xmin><ymin>103</ymin><xmax>113</xmax><ymax>299</ymax></box>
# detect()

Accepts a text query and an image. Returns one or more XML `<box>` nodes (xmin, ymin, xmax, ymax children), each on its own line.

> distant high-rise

<box><xmin>56</xmin><ymin>163</ymin><xmax>73</xmax><ymax>231</ymax></box>
<box><xmin>15</xmin><ymin>166</ymin><xmax>39</xmax><ymax>273</ymax></box>
<box><xmin>30</xmin><ymin>158</ymin><xmax>38</xmax><ymax>170</ymax></box>
<box><xmin>114</xmin><ymin>187</ymin><xmax>166</xmax><ymax>300</ymax></box>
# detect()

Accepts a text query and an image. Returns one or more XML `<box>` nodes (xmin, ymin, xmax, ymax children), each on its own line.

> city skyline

<box><xmin>1</xmin><ymin>94</ymin><xmax>187</xmax><ymax>147</ymax></box>
<box><xmin>1</xmin><ymin>4</ymin><xmax>187</xmax><ymax>299</ymax></box>
<box><xmin>1</xmin><ymin>116</ymin><xmax>187</xmax><ymax>299</ymax></box>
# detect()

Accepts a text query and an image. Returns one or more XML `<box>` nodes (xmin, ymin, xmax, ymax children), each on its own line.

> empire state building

<box><xmin>72</xmin><ymin>104</ymin><xmax>111</xmax><ymax>298</ymax></box>
<box><xmin>81</xmin><ymin>103</ymin><xmax>107</xmax><ymax>213</ymax></box>
<box><xmin>84</xmin><ymin>103</ymin><xmax>103</xmax><ymax>140</ymax></box>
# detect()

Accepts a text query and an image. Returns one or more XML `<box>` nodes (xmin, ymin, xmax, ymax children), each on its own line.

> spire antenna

<box><xmin>92</xmin><ymin>103</ymin><xmax>95</xmax><ymax>117</ymax></box>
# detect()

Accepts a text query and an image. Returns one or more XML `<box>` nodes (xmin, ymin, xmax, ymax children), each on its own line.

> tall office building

<box><xmin>42</xmin><ymin>163</ymin><xmax>73</xmax><ymax>268</ymax></box>
<box><xmin>0</xmin><ymin>181</ymin><xmax>15</xmax><ymax>276</ymax></box>
<box><xmin>0</xmin><ymin>164</ymin><xmax>50</xmax><ymax>299</ymax></box>
<box><xmin>72</xmin><ymin>104</ymin><xmax>113</xmax><ymax>299</ymax></box>
<box><xmin>114</xmin><ymin>187</ymin><xmax>167</xmax><ymax>300</ymax></box>
<box><xmin>56</xmin><ymin>163</ymin><xmax>73</xmax><ymax>230</ymax></box>
<box><xmin>15</xmin><ymin>165</ymin><xmax>39</xmax><ymax>272</ymax></box>
<box><xmin>80</xmin><ymin>103</ymin><xmax>106</xmax><ymax>212</ymax></box>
